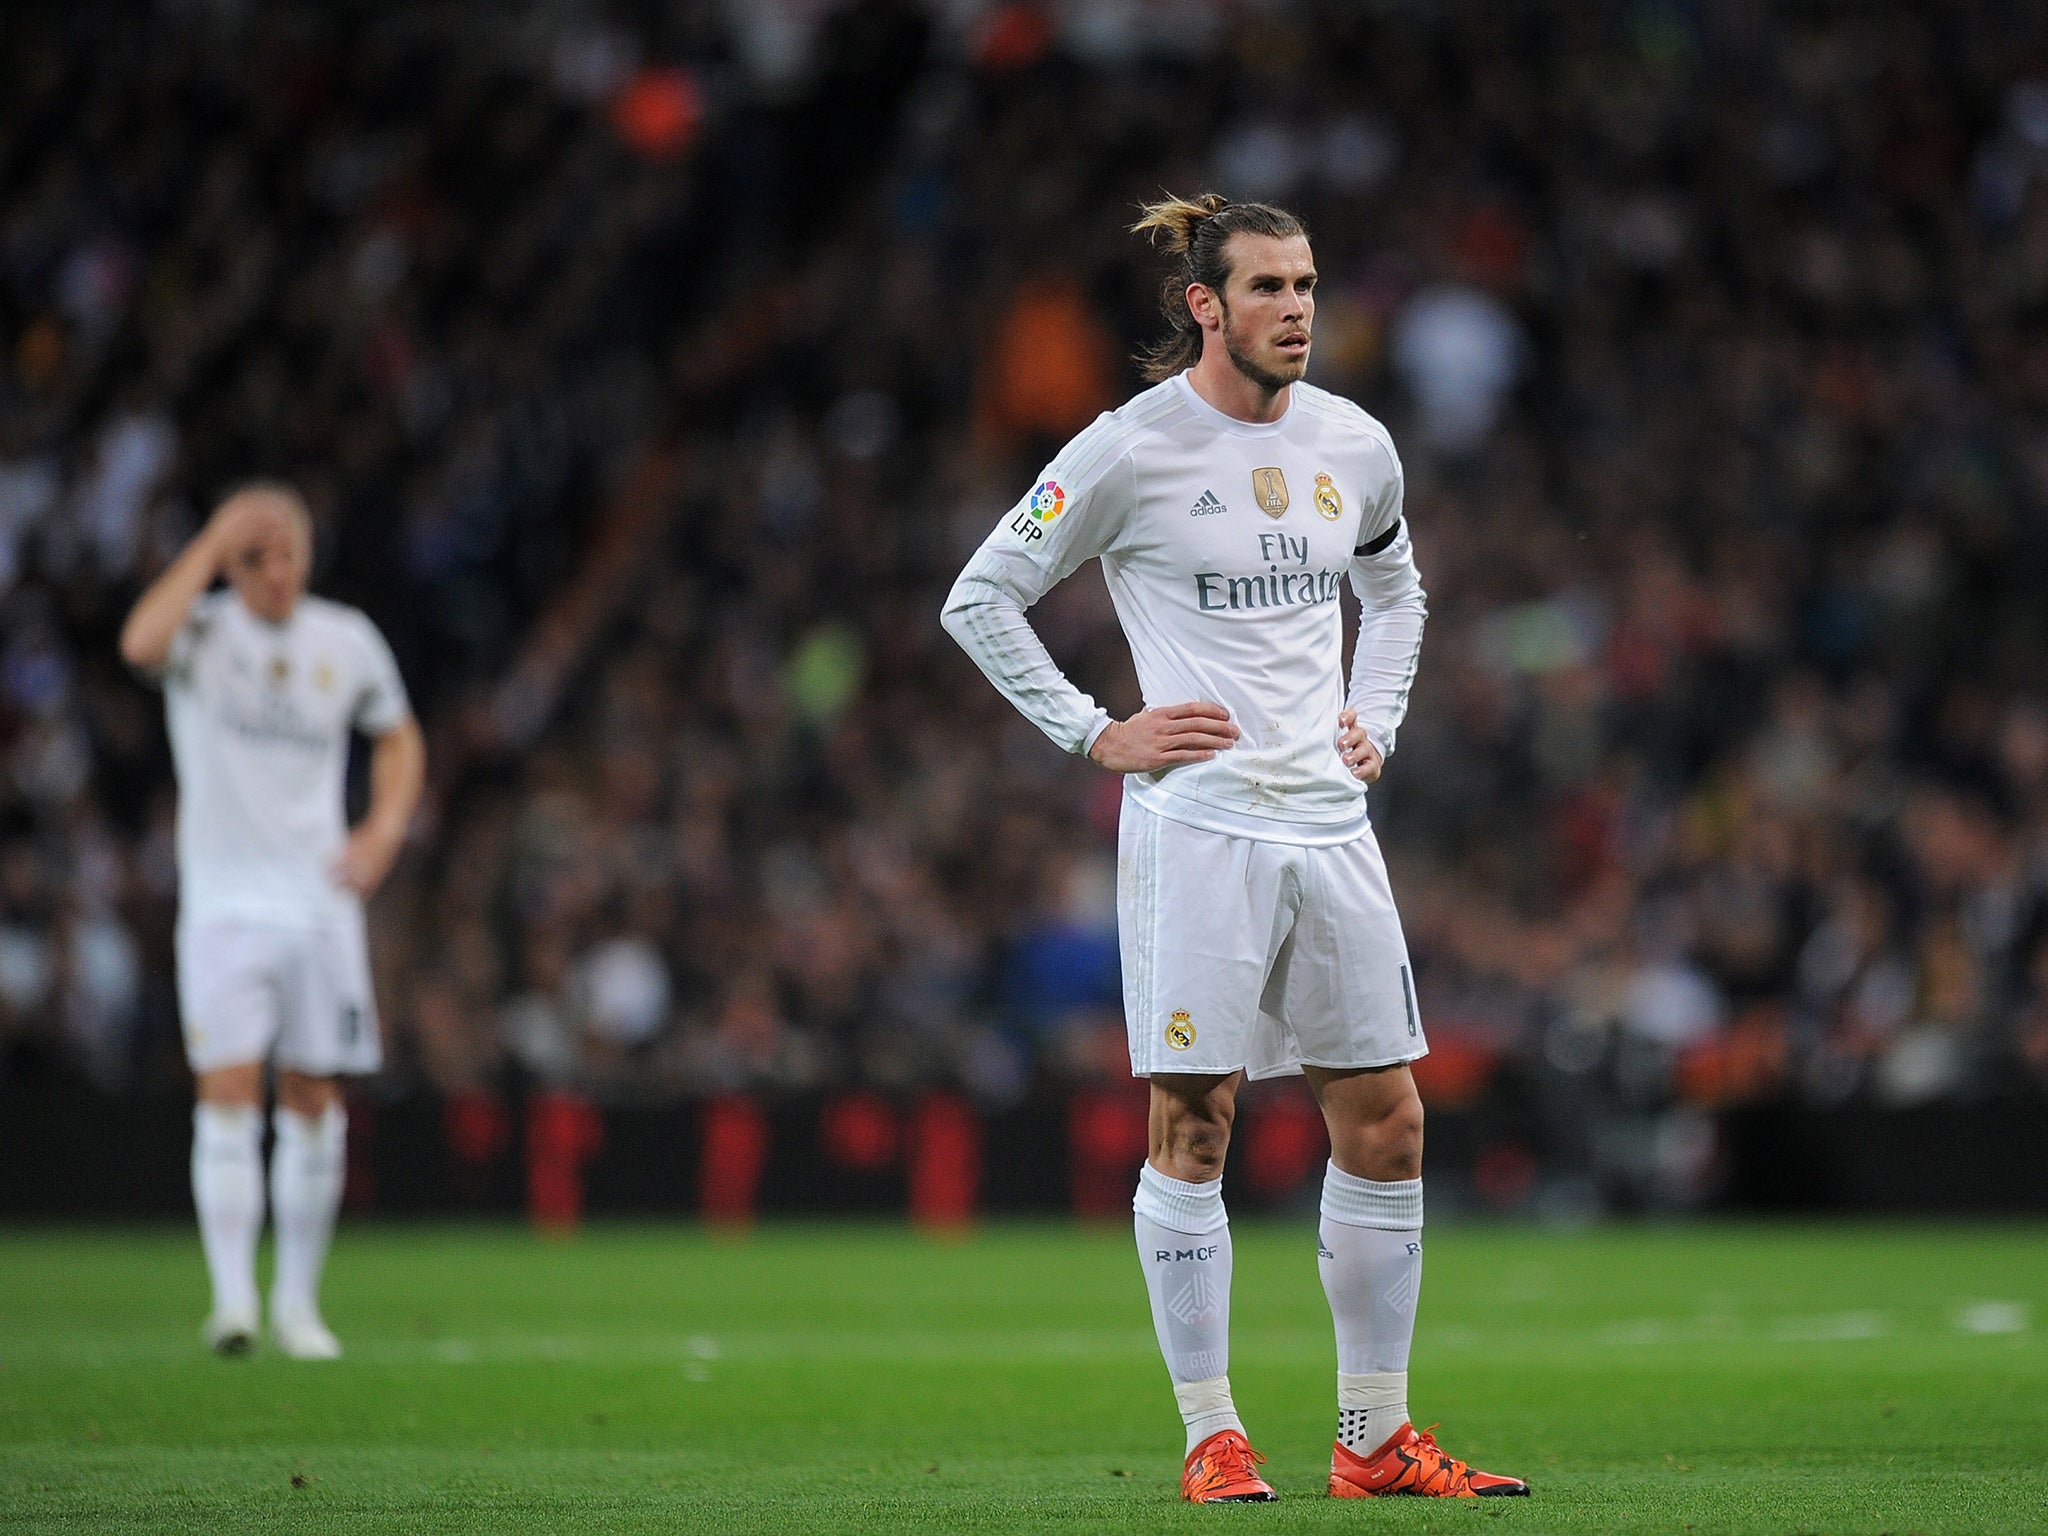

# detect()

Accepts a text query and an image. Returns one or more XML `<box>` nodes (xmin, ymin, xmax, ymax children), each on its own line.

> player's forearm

<box><xmin>359</xmin><ymin>716</ymin><xmax>426</xmax><ymax>841</ymax></box>
<box><xmin>1347</xmin><ymin>601</ymin><xmax>1426</xmax><ymax>756</ymax></box>
<box><xmin>941</xmin><ymin>562</ymin><xmax>1111</xmax><ymax>756</ymax></box>
<box><xmin>119</xmin><ymin>533</ymin><xmax>223</xmax><ymax>669</ymax></box>
<box><xmin>1345</xmin><ymin>544</ymin><xmax>1427</xmax><ymax>758</ymax></box>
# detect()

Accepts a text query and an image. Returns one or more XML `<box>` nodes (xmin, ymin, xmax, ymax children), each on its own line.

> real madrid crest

<box><xmin>268</xmin><ymin>656</ymin><xmax>291</xmax><ymax>687</ymax></box>
<box><xmin>1313</xmin><ymin>472</ymin><xmax>1342</xmax><ymax>521</ymax></box>
<box><xmin>1251</xmin><ymin>467</ymin><xmax>1289</xmax><ymax>517</ymax></box>
<box><xmin>1165</xmin><ymin>1010</ymin><xmax>1196</xmax><ymax>1051</ymax></box>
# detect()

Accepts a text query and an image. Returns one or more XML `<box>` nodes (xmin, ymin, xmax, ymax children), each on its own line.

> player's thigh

<box><xmin>1276</xmin><ymin>828</ymin><xmax>1425</xmax><ymax>1069</ymax></box>
<box><xmin>175</xmin><ymin>921</ymin><xmax>284</xmax><ymax>1073</ymax></box>
<box><xmin>275</xmin><ymin>914</ymin><xmax>382</xmax><ymax>1077</ymax></box>
<box><xmin>1118</xmin><ymin>801</ymin><xmax>1290</xmax><ymax>1076</ymax></box>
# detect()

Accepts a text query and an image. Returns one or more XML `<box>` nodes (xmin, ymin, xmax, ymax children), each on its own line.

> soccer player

<box><xmin>120</xmin><ymin>483</ymin><xmax>424</xmax><ymax>1359</ymax></box>
<box><xmin>942</xmin><ymin>195</ymin><xmax>1528</xmax><ymax>1501</ymax></box>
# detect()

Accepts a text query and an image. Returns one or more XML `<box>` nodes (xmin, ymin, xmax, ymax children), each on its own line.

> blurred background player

<box><xmin>943</xmin><ymin>195</ymin><xmax>1528</xmax><ymax>1501</ymax></box>
<box><xmin>119</xmin><ymin>483</ymin><xmax>424</xmax><ymax>1357</ymax></box>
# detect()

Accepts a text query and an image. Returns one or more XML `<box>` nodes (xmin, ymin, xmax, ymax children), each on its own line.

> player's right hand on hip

<box><xmin>330</xmin><ymin>822</ymin><xmax>404</xmax><ymax>896</ymax></box>
<box><xmin>1088</xmin><ymin>702</ymin><xmax>1239</xmax><ymax>773</ymax></box>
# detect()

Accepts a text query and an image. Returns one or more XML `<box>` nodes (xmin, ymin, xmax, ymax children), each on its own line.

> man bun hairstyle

<box><xmin>1131</xmin><ymin>192</ymin><xmax>1308</xmax><ymax>382</ymax></box>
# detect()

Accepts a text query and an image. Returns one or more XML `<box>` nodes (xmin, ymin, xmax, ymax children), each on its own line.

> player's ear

<box><xmin>1187</xmin><ymin>281</ymin><xmax>1223</xmax><ymax>334</ymax></box>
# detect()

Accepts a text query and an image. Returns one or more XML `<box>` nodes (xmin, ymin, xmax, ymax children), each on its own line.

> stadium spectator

<box><xmin>3</xmin><ymin>2</ymin><xmax>2047</xmax><ymax>1217</ymax></box>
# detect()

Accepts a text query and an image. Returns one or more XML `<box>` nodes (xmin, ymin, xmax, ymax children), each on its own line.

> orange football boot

<box><xmin>1180</xmin><ymin>1429</ymin><xmax>1278</xmax><ymax>1503</ymax></box>
<box><xmin>1329</xmin><ymin>1422</ymin><xmax>1529</xmax><ymax>1498</ymax></box>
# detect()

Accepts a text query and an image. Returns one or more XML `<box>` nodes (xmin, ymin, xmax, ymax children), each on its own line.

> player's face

<box><xmin>1217</xmin><ymin>233</ymin><xmax>1316</xmax><ymax>392</ymax></box>
<box><xmin>226</xmin><ymin>503</ymin><xmax>310</xmax><ymax>624</ymax></box>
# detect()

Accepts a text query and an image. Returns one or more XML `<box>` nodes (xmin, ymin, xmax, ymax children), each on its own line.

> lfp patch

<box><xmin>1026</xmin><ymin>480</ymin><xmax>1067</xmax><ymax>522</ymax></box>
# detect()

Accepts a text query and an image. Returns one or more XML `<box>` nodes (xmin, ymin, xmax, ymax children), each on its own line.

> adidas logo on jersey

<box><xmin>1190</xmin><ymin>489</ymin><xmax>1228</xmax><ymax>517</ymax></box>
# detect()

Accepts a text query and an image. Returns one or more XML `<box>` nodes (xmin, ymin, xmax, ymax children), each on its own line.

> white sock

<box><xmin>191</xmin><ymin>1103</ymin><xmax>264</xmax><ymax>1320</ymax></box>
<box><xmin>269</xmin><ymin>1105</ymin><xmax>346</xmax><ymax>1321</ymax></box>
<box><xmin>1318</xmin><ymin>1162</ymin><xmax>1423</xmax><ymax>1454</ymax></box>
<box><xmin>1133</xmin><ymin>1162</ymin><xmax>1242</xmax><ymax>1454</ymax></box>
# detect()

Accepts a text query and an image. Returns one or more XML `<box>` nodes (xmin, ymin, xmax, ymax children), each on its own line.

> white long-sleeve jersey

<box><xmin>942</xmin><ymin>371</ymin><xmax>1426</xmax><ymax>847</ymax></box>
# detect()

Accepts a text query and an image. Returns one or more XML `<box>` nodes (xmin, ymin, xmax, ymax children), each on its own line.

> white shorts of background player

<box><xmin>176</xmin><ymin>914</ymin><xmax>381</xmax><ymax>1076</ymax></box>
<box><xmin>1118</xmin><ymin>796</ymin><xmax>1427</xmax><ymax>1081</ymax></box>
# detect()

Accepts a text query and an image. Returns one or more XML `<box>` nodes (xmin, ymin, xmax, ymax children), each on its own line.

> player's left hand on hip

<box><xmin>331</xmin><ymin>826</ymin><xmax>402</xmax><ymax>895</ymax></box>
<box><xmin>1337</xmin><ymin>709</ymin><xmax>1383</xmax><ymax>783</ymax></box>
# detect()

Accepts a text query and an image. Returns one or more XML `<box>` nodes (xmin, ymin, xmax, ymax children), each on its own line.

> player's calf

<box><xmin>268</xmin><ymin>1099</ymin><xmax>348</xmax><ymax>1360</ymax></box>
<box><xmin>191</xmin><ymin>1100</ymin><xmax>264</xmax><ymax>1352</ymax></box>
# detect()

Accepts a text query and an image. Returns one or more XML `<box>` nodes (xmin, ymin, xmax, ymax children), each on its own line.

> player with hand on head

<box><xmin>120</xmin><ymin>483</ymin><xmax>424</xmax><ymax>1360</ymax></box>
<box><xmin>943</xmin><ymin>195</ymin><xmax>1528</xmax><ymax>1501</ymax></box>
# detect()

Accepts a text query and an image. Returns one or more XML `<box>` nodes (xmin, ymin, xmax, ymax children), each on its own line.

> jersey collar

<box><xmin>1172</xmin><ymin>370</ymin><xmax>1297</xmax><ymax>438</ymax></box>
<box><xmin>228</xmin><ymin>590</ymin><xmax>301</xmax><ymax>636</ymax></box>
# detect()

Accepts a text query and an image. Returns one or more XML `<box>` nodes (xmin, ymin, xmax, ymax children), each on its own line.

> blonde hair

<box><xmin>1130</xmin><ymin>193</ymin><xmax>1308</xmax><ymax>382</ymax></box>
<box><xmin>217</xmin><ymin>479</ymin><xmax>314</xmax><ymax>552</ymax></box>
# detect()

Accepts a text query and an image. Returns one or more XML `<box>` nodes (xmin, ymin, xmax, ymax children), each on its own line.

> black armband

<box><xmin>1354</xmin><ymin>517</ymin><xmax>1402</xmax><ymax>557</ymax></box>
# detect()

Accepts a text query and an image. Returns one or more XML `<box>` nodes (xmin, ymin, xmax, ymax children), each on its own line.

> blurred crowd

<box><xmin>5</xmin><ymin>1</ymin><xmax>2048</xmax><ymax>1203</ymax></box>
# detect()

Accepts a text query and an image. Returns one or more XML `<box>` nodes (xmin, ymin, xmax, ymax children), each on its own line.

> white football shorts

<box><xmin>175</xmin><ymin>914</ymin><xmax>381</xmax><ymax>1076</ymax></box>
<box><xmin>1118</xmin><ymin>796</ymin><xmax>1427</xmax><ymax>1080</ymax></box>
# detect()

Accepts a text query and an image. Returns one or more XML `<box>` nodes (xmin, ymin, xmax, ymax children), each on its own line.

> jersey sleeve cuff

<box><xmin>1081</xmin><ymin>713</ymin><xmax>1114</xmax><ymax>759</ymax></box>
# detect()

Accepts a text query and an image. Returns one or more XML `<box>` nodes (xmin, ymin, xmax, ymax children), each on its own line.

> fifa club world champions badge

<box><xmin>1252</xmin><ymin>467</ymin><xmax>1289</xmax><ymax>516</ymax></box>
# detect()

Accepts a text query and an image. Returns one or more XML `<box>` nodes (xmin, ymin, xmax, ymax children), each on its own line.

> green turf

<box><xmin>0</xmin><ymin>1221</ymin><xmax>2043</xmax><ymax>1533</ymax></box>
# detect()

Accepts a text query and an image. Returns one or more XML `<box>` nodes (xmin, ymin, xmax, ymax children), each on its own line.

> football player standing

<box><xmin>944</xmin><ymin>195</ymin><xmax>1528</xmax><ymax>1502</ymax></box>
<box><xmin>122</xmin><ymin>482</ymin><xmax>423</xmax><ymax>1359</ymax></box>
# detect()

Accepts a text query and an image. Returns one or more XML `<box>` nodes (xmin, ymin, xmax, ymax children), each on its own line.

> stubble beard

<box><xmin>1221</xmin><ymin>304</ymin><xmax>1309</xmax><ymax>393</ymax></box>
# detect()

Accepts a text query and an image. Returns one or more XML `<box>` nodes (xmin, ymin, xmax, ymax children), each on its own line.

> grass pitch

<box><xmin>0</xmin><ymin>1221</ymin><xmax>2043</xmax><ymax>1534</ymax></box>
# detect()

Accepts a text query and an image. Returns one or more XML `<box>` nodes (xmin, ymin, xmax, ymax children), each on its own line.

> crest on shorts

<box><xmin>1165</xmin><ymin>1010</ymin><xmax>1196</xmax><ymax>1051</ymax></box>
<box><xmin>1313</xmin><ymin>472</ymin><xmax>1342</xmax><ymax>521</ymax></box>
<box><xmin>1251</xmin><ymin>468</ymin><xmax>1289</xmax><ymax>517</ymax></box>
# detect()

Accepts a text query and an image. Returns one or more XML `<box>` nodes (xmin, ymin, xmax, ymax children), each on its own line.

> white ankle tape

<box><xmin>1134</xmin><ymin>1164</ymin><xmax>1228</xmax><ymax>1234</ymax></box>
<box><xmin>1173</xmin><ymin>1375</ymin><xmax>1236</xmax><ymax>1415</ymax></box>
<box><xmin>1320</xmin><ymin>1163</ymin><xmax>1422</xmax><ymax>1230</ymax></box>
<box><xmin>1338</xmin><ymin>1370</ymin><xmax>1408</xmax><ymax>1411</ymax></box>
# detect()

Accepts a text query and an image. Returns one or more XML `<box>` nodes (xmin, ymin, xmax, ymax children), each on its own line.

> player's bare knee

<box><xmin>196</xmin><ymin>1063</ymin><xmax>264</xmax><ymax>1109</ymax></box>
<box><xmin>1367</xmin><ymin>1095</ymin><xmax>1424</xmax><ymax>1179</ymax></box>
<box><xmin>1324</xmin><ymin>1086</ymin><xmax>1423</xmax><ymax>1181</ymax></box>
<box><xmin>1154</xmin><ymin>1096</ymin><xmax>1233</xmax><ymax>1178</ymax></box>
<box><xmin>1389</xmin><ymin>1091</ymin><xmax>1424</xmax><ymax>1147</ymax></box>
<box><xmin>1170</xmin><ymin>1118</ymin><xmax>1232</xmax><ymax>1179</ymax></box>
<box><xmin>277</xmin><ymin>1072</ymin><xmax>341</xmax><ymax>1117</ymax></box>
<box><xmin>1150</xmin><ymin>1082</ymin><xmax>1236</xmax><ymax>1180</ymax></box>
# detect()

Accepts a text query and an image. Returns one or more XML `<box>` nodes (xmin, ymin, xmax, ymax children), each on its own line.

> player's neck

<box><xmin>1185</xmin><ymin>354</ymin><xmax>1292</xmax><ymax>425</ymax></box>
<box><xmin>234</xmin><ymin>591</ymin><xmax>301</xmax><ymax>629</ymax></box>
